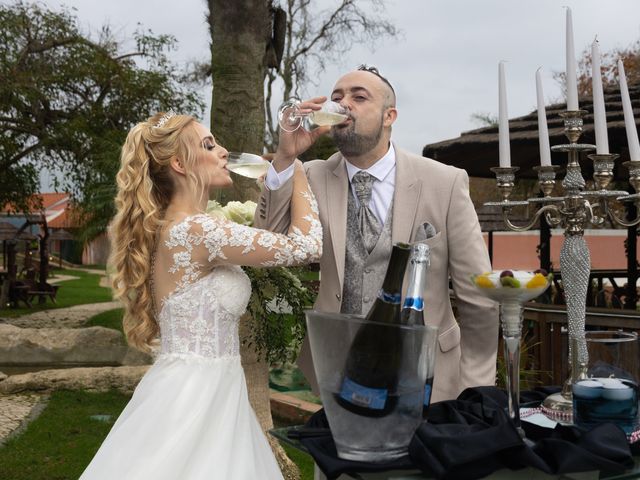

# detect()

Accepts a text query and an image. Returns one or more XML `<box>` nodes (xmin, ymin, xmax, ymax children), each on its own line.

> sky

<box><xmin>23</xmin><ymin>0</ymin><xmax>640</xmax><ymax>188</ymax></box>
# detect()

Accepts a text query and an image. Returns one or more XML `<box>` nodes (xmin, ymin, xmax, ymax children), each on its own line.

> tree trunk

<box><xmin>239</xmin><ymin>313</ymin><xmax>300</xmax><ymax>480</ymax></box>
<box><xmin>209</xmin><ymin>2</ymin><xmax>300</xmax><ymax>478</ymax></box>
<box><xmin>209</xmin><ymin>0</ymin><xmax>268</xmax><ymax>205</ymax></box>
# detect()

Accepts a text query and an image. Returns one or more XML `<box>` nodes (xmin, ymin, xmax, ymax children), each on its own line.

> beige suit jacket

<box><xmin>255</xmin><ymin>145</ymin><xmax>499</xmax><ymax>402</ymax></box>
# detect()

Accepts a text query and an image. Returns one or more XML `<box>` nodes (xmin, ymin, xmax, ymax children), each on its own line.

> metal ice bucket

<box><xmin>305</xmin><ymin>310</ymin><xmax>438</xmax><ymax>462</ymax></box>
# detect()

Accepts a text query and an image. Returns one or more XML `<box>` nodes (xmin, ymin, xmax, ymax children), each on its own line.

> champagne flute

<box><xmin>277</xmin><ymin>99</ymin><xmax>348</xmax><ymax>133</ymax></box>
<box><xmin>226</xmin><ymin>152</ymin><xmax>270</xmax><ymax>179</ymax></box>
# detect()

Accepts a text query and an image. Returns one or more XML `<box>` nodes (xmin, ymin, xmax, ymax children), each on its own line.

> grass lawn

<box><xmin>77</xmin><ymin>264</ymin><xmax>107</xmax><ymax>271</ymax></box>
<box><xmin>0</xmin><ymin>268</ymin><xmax>112</xmax><ymax>318</ymax></box>
<box><xmin>282</xmin><ymin>443</ymin><xmax>315</xmax><ymax>479</ymax></box>
<box><xmin>85</xmin><ymin>308</ymin><xmax>124</xmax><ymax>337</ymax></box>
<box><xmin>0</xmin><ymin>390</ymin><xmax>130</xmax><ymax>480</ymax></box>
<box><xmin>0</xmin><ymin>390</ymin><xmax>315</xmax><ymax>480</ymax></box>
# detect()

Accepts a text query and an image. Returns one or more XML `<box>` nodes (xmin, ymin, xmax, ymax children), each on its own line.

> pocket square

<box><xmin>415</xmin><ymin>222</ymin><xmax>437</xmax><ymax>241</ymax></box>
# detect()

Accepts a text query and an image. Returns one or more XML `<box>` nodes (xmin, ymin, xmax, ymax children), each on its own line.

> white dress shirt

<box><xmin>264</xmin><ymin>144</ymin><xmax>396</xmax><ymax>225</ymax></box>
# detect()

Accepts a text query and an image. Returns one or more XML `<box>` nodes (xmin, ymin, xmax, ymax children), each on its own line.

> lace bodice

<box><xmin>154</xmin><ymin>186</ymin><xmax>321</xmax><ymax>358</ymax></box>
<box><xmin>158</xmin><ymin>266</ymin><xmax>250</xmax><ymax>358</ymax></box>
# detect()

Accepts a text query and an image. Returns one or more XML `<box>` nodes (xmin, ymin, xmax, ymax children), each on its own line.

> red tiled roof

<box><xmin>2</xmin><ymin>193</ymin><xmax>78</xmax><ymax>229</ymax></box>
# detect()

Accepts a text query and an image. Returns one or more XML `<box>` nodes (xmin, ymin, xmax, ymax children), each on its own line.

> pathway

<box><xmin>0</xmin><ymin>297</ymin><xmax>122</xmax><ymax>444</ymax></box>
<box><xmin>0</xmin><ymin>268</ymin><xmax>120</xmax><ymax>443</ymax></box>
<box><xmin>0</xmin><ymin>300</ymin><xmax>122</xmax><ymax>329</ymax></box>
<box><xmin>0</xmin><ymin>393</ymin><xmax>45</xmax><ymax>446</ymax></box>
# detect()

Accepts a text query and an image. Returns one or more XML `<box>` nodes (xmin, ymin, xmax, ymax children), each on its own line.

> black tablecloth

<box><xmin>289</xmin><ymin>386</ymin><xmax>634</xmax><ymax>480</ymax></box>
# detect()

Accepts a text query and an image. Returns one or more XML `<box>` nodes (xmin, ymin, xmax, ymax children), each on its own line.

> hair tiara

<box><xmin>154</xmin><ymin>110</ymin><xmax>176</xmax><ymax>128</ymax></box>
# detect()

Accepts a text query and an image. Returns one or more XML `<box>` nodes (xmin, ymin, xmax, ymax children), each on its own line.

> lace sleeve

<box><xmin>166</xmin><ymin>190</ymin><xmax>322</xmax><ymax>271</ymax></box>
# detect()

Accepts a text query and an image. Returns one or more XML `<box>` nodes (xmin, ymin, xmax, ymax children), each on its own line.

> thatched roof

<box><xmin>423</xmin><ymin>84</ymin><xmax>640</xmax><ymax>179</ymax></box>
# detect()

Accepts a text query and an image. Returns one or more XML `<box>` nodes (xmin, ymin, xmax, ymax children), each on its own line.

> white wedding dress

<box><xmin>80</xmin><ymin>197</ymin><xmax>322</xmax><ymax>479</ymax></box>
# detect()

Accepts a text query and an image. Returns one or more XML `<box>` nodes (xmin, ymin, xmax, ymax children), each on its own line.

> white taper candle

<box><xmin>499</xmin><ymin>61</ymin><xmax>511</xmax><ymax>167</ymax></box>
<box><xmin>592</xmin><ymin>39</ymin><xmax>609</xmax><ymax>154</ymax></box>
<box><xmin>536</xmin><ymin>68</ymin><xmax>552</xmax><ymax>166</ymax></box>
<box><xmin>618</xmin><ymin>59</ymin><xmax>640</xmax><ymax>160</ymax></box>
<box><xmin>566</xmin><ymin>7</ymin><xmax>579</xmax><ymax>110</ymax></box>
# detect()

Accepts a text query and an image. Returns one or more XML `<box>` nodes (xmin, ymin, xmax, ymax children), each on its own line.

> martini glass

<box><xmin>471</xmin><ymin>270</ymin><xmax>552</xmax><ymax>436</ymax></box>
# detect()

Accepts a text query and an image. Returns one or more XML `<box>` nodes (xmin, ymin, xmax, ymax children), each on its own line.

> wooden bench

<box><xmin>8</xmin><ymin>283</ymin><xmax>32</xmax><ymax>308</ymax></box>
<box><xmin>26</xmin><ymin>284</ymin><xmax>59</xmax><ymax>305</ymax></box>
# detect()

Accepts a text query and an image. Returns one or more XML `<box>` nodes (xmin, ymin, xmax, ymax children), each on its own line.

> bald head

<box><xmin>332</xmin><ymin>70</ymin><xmax>396</xmax><ymax>112</ymax></box>
<box><xmin>356</xmin><ymin>65</ymin><xmax>396</xmax><ymax>108</ymax></box>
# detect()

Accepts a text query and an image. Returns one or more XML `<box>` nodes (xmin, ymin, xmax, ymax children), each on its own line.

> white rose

<box><xmin>206</xmin><ymin>200</ymin><xmax>227</xmax><ymax>220</ymax></box>
<box><xmin>223</xmin><ymin>201</ymin><xmax>257</xmax><ymax>226</ymax></box>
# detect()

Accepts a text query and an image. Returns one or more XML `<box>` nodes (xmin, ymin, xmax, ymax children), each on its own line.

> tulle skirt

<box><xmin>80</xmin><ymin>354</ymin><xmax>284</xmax><ymax>480</ymax></box>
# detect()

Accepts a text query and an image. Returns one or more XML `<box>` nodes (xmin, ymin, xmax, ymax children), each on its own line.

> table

<box><xmin>270</xmin><ymin>426</ymin><xmax>640</xmax><ymax>480</ymax></box>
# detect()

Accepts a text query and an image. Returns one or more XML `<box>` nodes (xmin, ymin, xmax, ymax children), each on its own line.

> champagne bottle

<box><xmin>337</xmin><ymin>242</ymin><xmax>411</xmax><ymax>417</ymax></box>
<box><xmin>401</xmin><ymin>243</ymin><xmax>435</xmax><ymax>414</ymax></box>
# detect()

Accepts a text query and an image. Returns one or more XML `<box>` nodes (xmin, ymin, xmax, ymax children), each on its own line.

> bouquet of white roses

<box><xmin>206</xmin><ymin>199</ymin><xmax>314</xmax><ymax>363</ymax></box>
<box><xmin>207</xmin><ymin>200</ymin><xmax>256</xmax><ymax>226</ymax></box>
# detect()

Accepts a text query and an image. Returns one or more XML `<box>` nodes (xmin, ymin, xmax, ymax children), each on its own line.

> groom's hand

<box><xmin>272</xmin><ymin>96</ymin><xmax>331</xmax><ymax>172</ymax></box>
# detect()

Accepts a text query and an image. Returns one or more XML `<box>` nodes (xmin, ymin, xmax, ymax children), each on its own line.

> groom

<box><xmin>255</xmin><ymin>65</ymin><xmax>498</xmax><ymax>402</ymax></box>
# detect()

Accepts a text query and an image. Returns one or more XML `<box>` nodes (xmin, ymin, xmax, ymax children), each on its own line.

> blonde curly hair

<box><xmin>108</xmin><ymin>112</ymin><xmax>205</xmax><ymax>351</ymax></box>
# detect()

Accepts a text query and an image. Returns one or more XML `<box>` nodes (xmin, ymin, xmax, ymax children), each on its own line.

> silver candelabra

<box><xmin>487</xmin><ymin>109</ymin><xmax>640</xmax><ymax>421</ymax></box>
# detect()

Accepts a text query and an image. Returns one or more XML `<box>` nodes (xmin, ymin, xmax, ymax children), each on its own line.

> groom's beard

<box><xmin>330</xmin><ymin>115</ymin><xmax>384</xmax><ymax>158</ymax></box>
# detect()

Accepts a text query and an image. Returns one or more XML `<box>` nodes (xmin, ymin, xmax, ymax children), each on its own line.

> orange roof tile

<box><xmin>2</xmin><ymin>193</ymin><xmax>79</xmax><ymax>229</ymax></box>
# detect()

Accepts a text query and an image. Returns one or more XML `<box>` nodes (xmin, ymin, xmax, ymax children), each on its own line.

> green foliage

<box><xmin>244</xmin><ymin>265</ymin><xmax>315</xmax><ymax>364</ymax></box>
<box><xmin>0</xmin><ymin>390</ymin><xmax>131</xmax><ymax>480</ymax></box>
<box><xmin>0</xmin><ymin>1</ymin><xmax>204</xmax><ymax>237</ymax></box>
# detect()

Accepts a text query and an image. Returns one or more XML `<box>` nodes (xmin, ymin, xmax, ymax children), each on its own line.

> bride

<box><xmin>80</xmin><ymin>111</ymin><xmax>323</xmax><ymax>479</ymax></box>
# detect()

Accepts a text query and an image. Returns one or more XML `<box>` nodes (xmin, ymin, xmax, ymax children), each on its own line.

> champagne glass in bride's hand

<box><xmin>226</xmin><ymin>152</ymin><xmax>270</xmax><ymax>179</ymax></box>
<box><xmin>277</xmin><ymin>99</ymin><xmax>348</xmax><ymax>133</ymax></box>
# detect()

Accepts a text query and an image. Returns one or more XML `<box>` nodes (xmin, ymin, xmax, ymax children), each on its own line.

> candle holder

<box><xmin>487</xmin><ymin>110</ymin><xmax>640</xmax><ymax>423</ymax></box>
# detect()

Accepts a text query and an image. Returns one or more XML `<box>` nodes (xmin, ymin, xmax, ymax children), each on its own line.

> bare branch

<box><xmin>4</xmin><ymin>141</ymin><xmax>43</xmax><ymax>167</ymax></box>
<box><xmin>114</xmin><ymin>52</ymin><xmax>146</xmax><ymax>61</ymax></box>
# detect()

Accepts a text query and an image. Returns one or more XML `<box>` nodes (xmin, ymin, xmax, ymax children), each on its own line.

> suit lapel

<box><xmin>326</xmin><ymin>155</ymin><xmax>349</xmax><ymax>289</ymax></box>
<box><xmin>392</xmin><ymin>147</ymin><xmax>422</xmax><ymax>243</ymax></box>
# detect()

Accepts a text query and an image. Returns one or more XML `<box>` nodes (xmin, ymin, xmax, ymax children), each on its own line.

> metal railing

<box><xmin>519</xmin><ymin>303</ymin><xmax>640</xmax><ymax>387</ymax></box>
